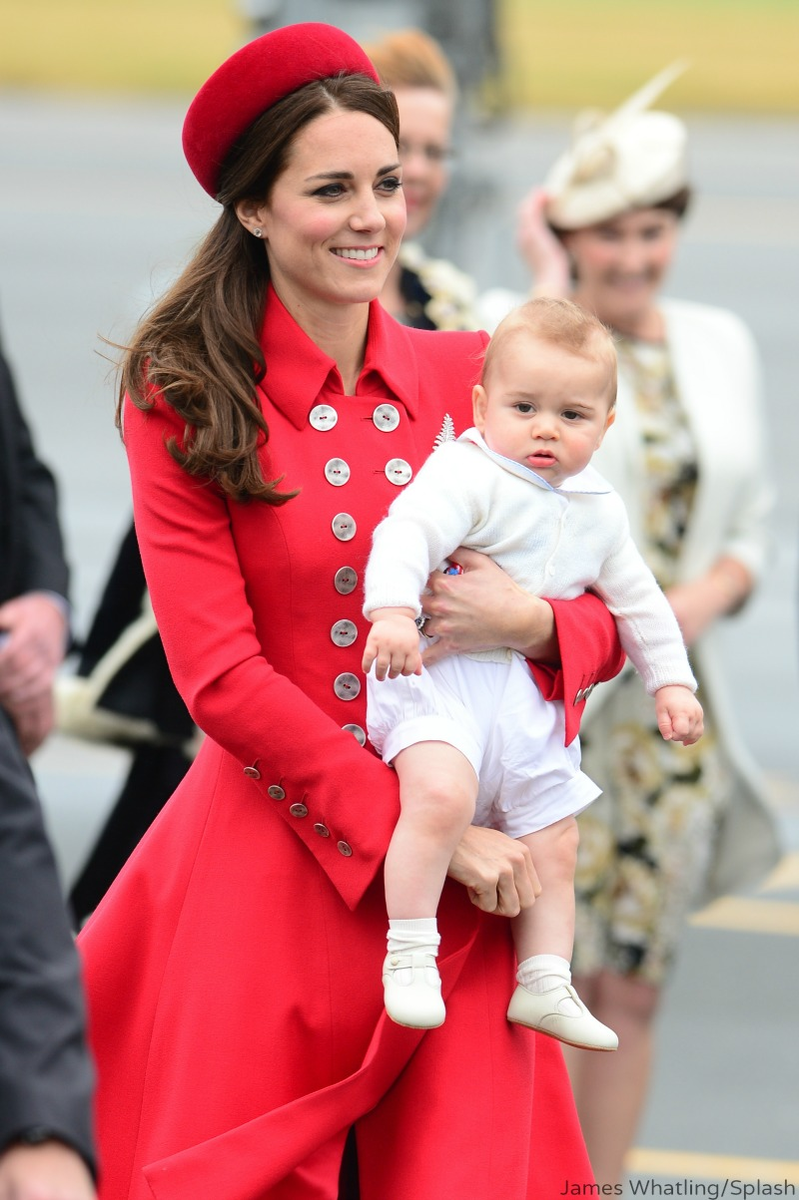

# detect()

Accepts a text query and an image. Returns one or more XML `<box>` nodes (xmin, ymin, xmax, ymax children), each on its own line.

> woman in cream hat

<box><xmin>76</xmin><ymin>22</ymin><xmax>628</xmax><ymax>1199</ymax></box>
<box><xmin>501</xmin><ymin>66</ymin><xmax>780</xmax><ymax>1187</ymax></box>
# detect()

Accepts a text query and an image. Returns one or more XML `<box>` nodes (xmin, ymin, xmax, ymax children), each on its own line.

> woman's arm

<box><xmin>421</xmin><ymin>548</ymin><xmax>625</xmax><ymax>746</ymax></box>
<box><xmin>666</xmin><ymin>555</ymin><xmax>754</xmax><ymax>647</ymax></box>
<box><xmin>124</xmin><ymin>395</ymin><xmax>402</xmax><ymax>912</ymax></box>
<box><xmin>421</xmin><ymin>548</ymin><xmax>560</xmax><ymax>666</ymax></box>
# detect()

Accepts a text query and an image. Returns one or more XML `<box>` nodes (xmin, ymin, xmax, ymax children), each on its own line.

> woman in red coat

<box><xmin>78</xmin><ymin>23</ymin><xmax>624</xmax><ymax>1200</ymax></box>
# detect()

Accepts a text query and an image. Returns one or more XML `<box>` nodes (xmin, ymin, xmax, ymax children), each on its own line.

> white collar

<box><xmin>457</xmin><ymin>427</ymin><xmax>613</xmax><ymax>495</ymax></box>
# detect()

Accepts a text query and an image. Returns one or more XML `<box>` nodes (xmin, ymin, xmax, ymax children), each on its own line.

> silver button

<box><xmin>385</xmin><ymin>458</ymin><xmax>412</xmax><ymax>486</ymax></box>
<box><xmin>309</xmin><ymin>404</ymin><xmax>338</xmax><ymax>431</ymax></box>
<box><xmin>373</xmin><ymin>403</ymin><xmax>400</xmax><ymax>432</ymax></box>
<box><xmin>243</xmin><ymin>765</ymin><xmax>261</xmax><ymax>780</ymax></box>
<box><xmin>324</xmin><ymin>458</ymin><xmax>351</xmax><ymax>487</ymax></box>
<box><xmin>313</xmin><ymin>823</ymin><xmax>331</xmax><ymax>837</ymax></box>
<box><xmin>267</xmin><ymin>784</ymin><xmax>285</xmax><ymax>800</ymax></box>
<box><xmin>332</xmin><ymin>513</ymin><xmax>357</xmax><ymax>542</ymax></box>
<box><xmin>289</xmin><ymin>803</ymin><xmax>309</xmax><ymax>818</ymax></box>
<box><xmin>337</xmin><ymin>840</ymin><xmax>354</xmax><ymax>857</ymax></box>
<box><xmin>334</xmin><ymin>566</ymin><xmax>358</xmax><ymax>595</ymax></box>
<box><xmin>331</xmin><ymin>619</ymin><xmax>358</xmax><ymax>647</ymax></box>
<box><xmin>342</xmin><ymin>723</ymin><xmax>366</xmax><ymax>746</ymax></box>
<box><xmin>333</xmin><ymin>673</ymin><xmax>361</xmax><ymax>701</ymax></box>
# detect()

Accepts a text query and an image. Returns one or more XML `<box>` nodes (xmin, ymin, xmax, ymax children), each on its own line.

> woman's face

<box><xmin>242</xmin><ymin>108</ymin><xmax>406</xmax><ymax>316</ymax></box>
<box><xmin>394</xmin><ymin>86</ymin><xmax>453</xmax><ymax>238</ymax></box>
<box><xmin>562</xmin><ymin>208</ymin><xmax>680</xmax><ymax>332</ymax></box>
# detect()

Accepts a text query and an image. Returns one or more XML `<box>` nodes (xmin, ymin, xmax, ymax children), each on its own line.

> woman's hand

<box><xmin>666</xmin><ymin>557</ymin><xmax>753</xmax><ymax>647</ymax></box>
<box><xmin>448</xmin><ymin>825</ymin><xmax>541</xmax><ymax>916</ymax></box>
<box><xmin>516</xmin><ymin>187</ymin><xmax>571</xmax><ymax>298</ymax></box>
<box><xmin>0</xmin><ymin>1142</ymin><xmax>96</xmax><ymax>1200</ymax></box>
<box><xmin>420</xmin><ymin>548</ymin><xmax>558</xmax><ymax>667</ymax></box>
<box><xmin>0</xmin><ymin>594</ymin><xmax>68</xmax><ymax>755</ymax></box>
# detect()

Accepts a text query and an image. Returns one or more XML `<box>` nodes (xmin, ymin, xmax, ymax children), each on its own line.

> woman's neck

<box><xmin>573</xmin><ymin>290</ymin><xmax>665</xmax><ymax>342</ymax></box>
<box><xmin>275</xmin><ymin>287</ymin><xmax>371</xmax><ymax>395</ymax></box>
<box><xmin>379</xmin><ymin>260</ymin><xmax>405</xmax><ymax>321</ymax></box>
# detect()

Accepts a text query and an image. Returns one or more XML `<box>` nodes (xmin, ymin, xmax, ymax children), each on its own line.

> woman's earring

<box><xmin>253</xmin><ymin>227</ymin><xmax>263</xmax><ymax>238</ymax></box>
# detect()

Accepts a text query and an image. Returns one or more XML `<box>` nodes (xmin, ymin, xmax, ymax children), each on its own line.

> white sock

<box><xmin>516</xmin><ymin>954</ymin><xmax>572</xmax><ymax>992</ymax></box>
<box><xmin>387</xmin><ymin>917</ymin><xmax>440</xmax><ymax>957</ymax></box>
<box><xmin>516</xmin><ymin>954</ymin><xmax>581</xmax><ymax>1015</ymax></box>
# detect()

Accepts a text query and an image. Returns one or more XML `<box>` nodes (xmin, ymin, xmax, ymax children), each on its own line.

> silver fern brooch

<box><xmin>433</xmin><ymin>413</ymin><xmax>456</xmax><ymax>450</ymax></box>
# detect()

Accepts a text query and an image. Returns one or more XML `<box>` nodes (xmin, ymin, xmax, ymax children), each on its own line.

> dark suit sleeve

<box><xmin>0</xmin><ymin>708</ymin><xmax>96</xmax><ymax>1174</ymax></box>
<box><xmin>0</xmin><ymin>348</ymin><xmax>69</xmax><ymax>603</ymax></box>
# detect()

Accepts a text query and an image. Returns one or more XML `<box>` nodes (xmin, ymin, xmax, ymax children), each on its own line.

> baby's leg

<box><xmin>387</xmin><ymin>740</ymin><xmax>478</xmax><ymax>918</ymax></box>
<box><xmin>507</xmin><ymin>816</ymin><xmax>618</xmax><ymax>1051</ymax></box>
<box><xmin>512</xmin><ymin>815</ymin><xmax>579</xmax><ymax>963</ymax></box>
<box><xmin>382</xmin><ymin>741</ymin><xmax>477</xmax><ymax>1029</ymax></box>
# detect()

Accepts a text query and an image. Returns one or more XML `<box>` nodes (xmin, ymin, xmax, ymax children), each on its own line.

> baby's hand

<box><xmin>655</xmin><ymin>685</ymin><xmax>704</xmax><ymax>746</ymax></box>
<box><xmin>362</xmin><ymin>609</ymin><xmax>422</xmax><ymax>681</ymax></box>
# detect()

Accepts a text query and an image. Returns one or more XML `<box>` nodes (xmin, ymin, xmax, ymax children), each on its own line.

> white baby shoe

<box><xmin>507</xmin><ymin>982</ymin><xmax>618</xmax><ymax>1051</ymax></box>
<box><xmin>382</xmin><ymin>950</ymin><xmax>445</xmax><ymax>1029</ymax></box>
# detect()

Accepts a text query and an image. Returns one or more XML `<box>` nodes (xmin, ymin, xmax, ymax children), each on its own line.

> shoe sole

<box><xmin>386</xmin><ymin>1013</ymin><xmax>446</xmax><ymax>1030</ymax></box>
<box><xmin>508</xmin><ymin>1016</ymin><xmax>617</xmax><ymax>1052</ymax></box>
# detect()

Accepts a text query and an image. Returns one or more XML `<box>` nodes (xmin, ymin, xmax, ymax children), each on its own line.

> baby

<box><xmin>362</xmin><ymin>297</ymin><xmax>702</xmax><ymax>1048</ymax></box>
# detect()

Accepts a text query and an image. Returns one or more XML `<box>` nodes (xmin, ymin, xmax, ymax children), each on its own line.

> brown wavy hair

<box><xmin>117</xmin><ymin>73</ymin><xmax>400</xmax><ymax>504</ymax></box>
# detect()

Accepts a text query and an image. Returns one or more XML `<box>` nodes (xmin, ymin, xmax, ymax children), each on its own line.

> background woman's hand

<box><xmin>666</xmin><ymin>557</ymin><xmax>752</xmax><ymax>647</ymax></box>
<box><xmin>516</xmin><ymin>186</ymin><xmax>572</xmax><ymax>298</ymax></box>
<box><xmin>420</xmin><ymin>548</ymin><xmax>558</xmax><ymax>667</ymax></box>
<box><xmin>448</xmin><ymin>825</ymin><xmax>541</xmax><ymax>916</ymax></box>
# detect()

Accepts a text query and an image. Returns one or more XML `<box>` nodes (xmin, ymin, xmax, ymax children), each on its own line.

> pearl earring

<box><xmin>253</xmin><ymin>227</ymin><xmax>263</xmax><ymax>238</ymax></box>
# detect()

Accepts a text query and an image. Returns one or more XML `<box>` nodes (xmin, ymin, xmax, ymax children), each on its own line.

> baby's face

<box><xmin>472</xmin><ymin>335</ymin><xmax>615</xmax><ymax>487</ymax></box>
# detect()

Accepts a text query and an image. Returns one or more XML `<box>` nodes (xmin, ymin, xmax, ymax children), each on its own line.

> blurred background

<box><xmin>1</xmin><ymin>1</ymin><xmax>798</xmax><ymax>1195</ymax></box>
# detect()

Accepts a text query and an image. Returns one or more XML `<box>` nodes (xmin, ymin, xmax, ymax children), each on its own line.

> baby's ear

<box><xmin>472</xmin><ymin>384</ymin><xmax>488</xmax><ymax>430</ymax></box>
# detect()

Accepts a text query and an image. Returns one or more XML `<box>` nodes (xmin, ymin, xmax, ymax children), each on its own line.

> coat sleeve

<box><xmin>0</xmin><ymin>710</ymin><xmax>96</xmax><ymax>1174</ymax></box>
<box><xmin>124</xmin><ymin>394</ymin><xmax>401</xmax><ymax>911</ymax></box>
<box><xmin>528</xmin><ymin>593</ymin><xmax>626</xmax><ymax>747</ymax></box>
<box><xmin>711</xmin><ymin>314</ymin><xmax>774</xmax><ymax>581</ymax></box>
<box><xmin>0</xmin><ymin>348</ymin><xmax>69</xmax><ymax>603</ymax></box>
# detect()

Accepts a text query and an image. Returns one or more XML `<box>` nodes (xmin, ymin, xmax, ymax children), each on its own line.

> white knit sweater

<box><xmin>363</xmin><ymin>429</ymin><xmax>696</xmax><ymax>695</ymax></box>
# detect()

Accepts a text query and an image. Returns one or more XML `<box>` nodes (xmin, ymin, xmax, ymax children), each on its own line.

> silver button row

<box><xmin>331</xmin><ymin>619</ymin><xmax>357</xmax><ymax>648</ymax></box>
<box><xmin>334</xmin><ymin>672</ymin><xmax>361</xmax><ymax>701</ymax></box>
<box><xmin>332</xmin><ymin>513</ymin><xmax>356</xmax><ymax>542</ymax></box>
<box><xmin>309</xmin><ymin>402</ymin><xmax>400</xmax><ymax>434</ymax></box>
<box><xmin>258</xmin><ymin>781</ymin><xmax>353</xmax><ymax>857</ymax></box>
<box><xmin>334</xmin><ymin>566</ymin><xmax>357</xmax><ymax>594</ymax></box>
<box><xmin>324</xmin><ymin>458</ymin><xmax>351</xmax><ymax>487</ymax></box>
<box><xmin>325</xmin><ymin>457</ymin><xmax>412</xmax><ymax>489</ymax></box>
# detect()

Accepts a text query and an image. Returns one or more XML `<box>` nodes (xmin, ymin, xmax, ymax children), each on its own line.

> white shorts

<box><xmin>366</xmin><ymin>649</ymin><xmax>600</xmax><ymax>838</ymax></box>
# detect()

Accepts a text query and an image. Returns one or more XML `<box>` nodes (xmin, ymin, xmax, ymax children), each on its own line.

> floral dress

<box><xmin>573</xmin><ymin>336</ymin><xmax>731</xmax><ymax>986</ymax></box>
<box><xmin>395</xmin><ymin>242</ymin><xmax>479</xmax><ymax>331</ymax></box>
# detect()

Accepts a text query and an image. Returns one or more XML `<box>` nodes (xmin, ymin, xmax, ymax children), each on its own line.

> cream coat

<box><xmin>586</xmin><ymin>297</ymin><xmax>780</xmax><ymax>900</ymax></box>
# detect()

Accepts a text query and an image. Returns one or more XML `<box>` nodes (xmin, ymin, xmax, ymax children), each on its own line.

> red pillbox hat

<box><xmin>183</xmin><ymin>22</ymin><xmax>379</xmax><ymax>197</ymax></box>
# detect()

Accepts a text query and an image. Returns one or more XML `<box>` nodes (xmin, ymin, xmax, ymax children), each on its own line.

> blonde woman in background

<box><xmin>489</xmin><ymin>68</ymin><xmax>782</xmax><ymax>1187</ymax></box>
<box><xmin>365</xmin><ymin>28</ymin><xmax>480</xmax><ymax>331</ymax></box>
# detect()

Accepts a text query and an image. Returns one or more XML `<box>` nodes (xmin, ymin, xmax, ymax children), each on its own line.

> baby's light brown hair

<box><xmin>482</xmin><ymin>296</ymin><xmax>618</xmax><ymax>408</ymax></box>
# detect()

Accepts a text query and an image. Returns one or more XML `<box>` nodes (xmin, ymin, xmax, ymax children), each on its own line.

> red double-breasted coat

<box><xmin>79</xmin><ymin>290</ymin><xmax>623</xmax><ymax>1200</ymax></box>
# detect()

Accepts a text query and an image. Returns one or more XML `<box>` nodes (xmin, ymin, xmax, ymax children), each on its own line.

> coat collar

<box><xmin>258</xmin><ymin>286</ymin><xmax>421</xmax><ymax>430</ymax></box>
